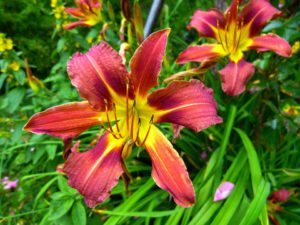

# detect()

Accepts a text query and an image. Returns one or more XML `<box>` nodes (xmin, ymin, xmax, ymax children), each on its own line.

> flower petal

<box><xmin>144</xmin><ymin>126</ymin><xmax>195</xmax><ymax>207</ymax></box>
<box><xmin>225</xmin><ymin>0</ymin><xmax>238</xmax><ymax>22</ymax></box>
<box><xmin>23</xmin><ymin>102</ymin><xmax>102</xmax><ymax>139</ymax></box>
<box><xmin>239</xmin><ymin>0</ymin><xmax>281</xmax><ymax>36</ymax></box>
<box><xmin>129</xmin><ymin>29</ymin><xmax>170</xmax><ymax>97</ymax></box>
<box><xmin>214</xmin><ymin>181</ymin><xmax>235</xmax><ymax>202</ymax></box>
<box><xmin>248</xmin><ymin>33</ymin><xmax>292</xmax><ymax>57</ymax></box>
<box><xmin>176</xmin><ymin>44</ymin><xmax>224</xmax><ymax>64</ymax></box>
<box><xmin>189</xmin><ymin>9</ymin><xmax>225</xmax><ymax>38</ymax></box>
<box><xmin>64</xmin><ymin>20</ymin><xmax>90</xmax><ymax>30</ymax></box>
<box><xmin>148</xmin><ymin>80</ymin><xmax>222</xmax><ymax>132</ymax></box>
<box><xmin>63</xmin><ymin>132</ymin><xmax>126</xmax><ymax>208</ymax></box>
<box><xmin>64</xmin><ymin>8</ymin><xmax>85</xmax><ymax>18</ymax></box>
<box><xmin>219</xmin><ymin>59</ymin><xmax>255</xmax><ymax>96</ymax></box>
<box><xmin>67</xmin><ymin>42</ymin><xmax>130</xmax><ymax>110</ymax></box>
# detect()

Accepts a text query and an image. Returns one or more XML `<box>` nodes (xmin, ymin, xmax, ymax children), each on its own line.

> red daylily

<box><xmin>64</xmin><ymin>0</ymin><xmax>102</xmax><ymax>30</ymax></box>
<box><xmin>24</xmin><ymin>29</ymin><xmax>222</xmax><ymax>208</ymax></box>
<box><xmin>177</xmin><ymin>0</ymin><xmax>292</xmax><ymax>96</ymax></box>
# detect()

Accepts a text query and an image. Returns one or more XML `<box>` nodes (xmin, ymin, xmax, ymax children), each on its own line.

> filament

<box><xmin>224</xmin><ymin>21</ymin><xmax>230</xmax><ymax>52</ymax></box>
<box><xmin>130</xmin><ymin>101</ymin><xmax>136</xmax><ymax>139</ymax></box>
<box><xmin>104</xmin><ymin>100</ymin><xmax>119</xmax><ymax>139</ymax></box>
<box><xmin>233</xmin><ymin>18</ymin><xmax>244</xmax><ymax>53</ymax></box>
<box><xmin>136</xmin><ymin>115</ymin><xmax>154</xmax><ymax>147</ymax></box>
<box><xmin>134</xmin><ymin>119</ymin><xmax>141</xmax><ymax>143</ymax></box>
<box><xmin>217</xmin><ymin>20</ymin><xmax>226</xmax><ymax>51</ymax></box>
<box><xmin>112</xmin><ymin>103</ymin><xmax>123</xmax><ymax>138</ymax></box>
<box><xmin>126</xmin><ymin>78</ymin><xmax>130</xmax><ymax>130</ymax></box>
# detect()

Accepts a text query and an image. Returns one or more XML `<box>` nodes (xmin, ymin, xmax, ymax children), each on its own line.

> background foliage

<box><xmin>0</xmin><ymin>0</ymin><xmax>299</xmax><ymax>224</ymax></box>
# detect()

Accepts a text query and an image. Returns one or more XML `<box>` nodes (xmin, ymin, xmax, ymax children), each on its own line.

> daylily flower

<box><xmin>24</xmin><ymin>29</ymin><xmax>222</xmax><ymax>208</ymax></box>
<box><xmin>269</xmin><ymin>188</ymin><xmax>291</xmax><ymax>203</ymax></box>
<box><xmin>214</xmin><ymin>181</ymin><xmax>235</xmax><ymax>202</ymax></box>
<box><xmin>64</xmin><ymin>0</ymin><xmax>102</xmax><ymax>30</ymax></box>
<box><xmin>177</xmin><ymin>0</ymin><xmax>292</xmax><ymax>96</ymax></box>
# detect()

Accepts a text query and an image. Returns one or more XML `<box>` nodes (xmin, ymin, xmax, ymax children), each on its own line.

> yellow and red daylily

<box><xmin>177</xmin><ymin>0</ymin><xmax>292</xmax><ymax>96</ymax></box>
<box><xmin>64</xmin><ymin>0</ymin><xmax>102</xmax><ymax>30</ymax></box>
<box><xmin>24</xmin><ymin>29</ymin><xmax>222</xmax><ymax>208</ymax></box>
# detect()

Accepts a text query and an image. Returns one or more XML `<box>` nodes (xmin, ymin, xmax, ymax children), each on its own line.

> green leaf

<box><xmin>104</xmin><ymin>179</ymin><xmax>155</xmax><ymax>225</ymax></box>
<box><xmin>46</xmin><ymin>145</ymin><xmax>57</xmax><ymax>160</ymax></box>
<box><xmin>34</xmin><ymin>176</ymin><xmax>58</xmax><ymax>208</ymax></box>
<box><xmin>235</xmin><ymin>129</ymin><xmax>262</xmax><ymax>193</ymax></box>
<box><xmin>235</xmin><ymin>128</ymin><xmax>269</xmax><ymax>225</ymax></box>
<box><xmin>0</xmin><ymin>73</ymin><xmax>8</xmax><ymax>89</ymax></box>
<box><xmin>99</xmin><ymin>209</ymin><xmax>177</xmax><ymax>217</ymax></box>
<box><xmin>6</xmin><ymin>87</ymin><xmax>26</xmax><ymax>113</ymax></box>
<box><xmin>239</xmin><ymin>180</ymin><xmax>270</xmax><ymax>225</ymax></box>
<box><xmin>210</xmin><ymin>170</ymin><xmax>249</xmax><ymax>225</ymax></box>
<box><xmin>57</xmin><ymin>175</ymin><xmax>77</xmax><ymax>194</ymax></box>
<box><xmin>57</xmin><ymin>38</ymin><xmax>65</xmax><ymax>52</ymax></box>
<box><xmin>48</xmin><ymin>197</ymin><xmax>74</xmax><ymax>221</ymax></box>
<box><xmin>14</xmin><ymin>69</ymin><xmax>26</xmax><ymax>85</ymax></box>
<box><xmin>72</xmin><ymin>201</ymin><xmax>86</xmax><ymax>225</ymax></box>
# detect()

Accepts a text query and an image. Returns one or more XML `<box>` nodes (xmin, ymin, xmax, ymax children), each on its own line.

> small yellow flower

<box><xmin>0</xmin><ymin>43</ymin><xmax>5</xmax><ymax>52</ymax></box>
<box><xmin>63</xmin><ymin>12</ymin><xmax>68</xmax><ymax>19</ymax></box>
<box><xmin>62</xmin><ymin>21</ymin><xmax>69</xmax><ymax>28</ymax></box>
<box><xmin>55</xmin><ymin>24</ymin><xmax>61</xmax><ymax>30</ymax></box>
<box><xmin>5</xmin><ymin>38</ymin><xmax>13</xmax><ymax>50</ymax></box>
<box><xmin>9</xmin><ymin>61</ymin><xmax>21</xmax><ymax>71</ymax></box>
<box><xmin>51</xmin><ymin>0</ymin><xmax>57</xmax><ymax>8</ymax></box>
<box><xmin>53</xmin><ymin>6</ymin><xmax>65</xmax><ymax>19</ymax></box>
<box><xmin>292</xmin><ymin>41</ymin><xmax>300</xmax><ymax>54</ymax></box>
<box><xmin>86</xmin><ymin>37</ymin><xmax>93</xmax><ymax>44</ymax></box>
<box><xmin>283</xmin><ymin>104</ymin><xmax>300</xmax><ymax>117</ymax></box>
<box><xmin>0</xmin><ymin>35</ymin><xmax>13</xmax><ymax>52</ymax></box>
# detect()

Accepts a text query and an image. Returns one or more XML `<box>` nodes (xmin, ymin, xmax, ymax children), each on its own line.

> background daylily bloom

<box><xmin>214</xmin><ymin>181</ymin><xmax>235</xmax><ymax>202</ymax></box>
<box><xmin>269</xmin><ymin>189</ymin><xmax>291</xmax><ymax>203</ymax></box>
<box><xmin>64</xmin><ymin>0</ymin><xmax>102</xmax><ymax>30</ymax></box>
<box><xmin>24</xmin><ymin>29</ymin><xmax>222</xmax><ymax>208</ymax></box>
<box><xmin>177</xmin><ymin>0</ymin><xmax>292</xmax><ymax>96</ymax></box>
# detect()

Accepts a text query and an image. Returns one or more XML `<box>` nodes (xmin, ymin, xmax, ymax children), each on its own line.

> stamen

<box><xmin>112</xmin><ymin>103</ymin><xmax>123</xmax><ymax>138</ymax></box>
<box><xmin>130</xmin><ymin>101</ymin><xmax>136</xmax><ymax>139</ymax></box>
<box><xmin>104</xmin><ymin>100</ymin><xmax>119</xmax><ymax>139</ymax></box>
<box><xmin>217</xmin><ymin>20</ymin><xmax>226</xmax><ymax>51</ymax></box>
<box><xmin>233</xmin><ymin>18</ymin><xmax>244</xmax><ymax>53</ymax></box>
<box><xmin>224</xmin><ymin>21</ymin><xmax>230</xmax><ymax>52</ymax></box>
<box><xmin>134</xmin><ymin>119</ymin><xmax>141</xmax><ymax>143</ymax></box>
<box><xmin>232</xmin><ymin>19</ymin><xmax>238</xmax><ymax>52</ymax></box>
<box><xmin>136</xmin><ymin>115</ymin><xmax>154</xmax><ymax>147</ymax></box>
<box><xmin>126</xmin><ymin>78</ymin><xmax>130</xmax><ymax>130</ymax></box>
<box><xmin>98</xmin><ymin>117</ymin><xmax>112</xmax><ymax>133</ymax></box>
